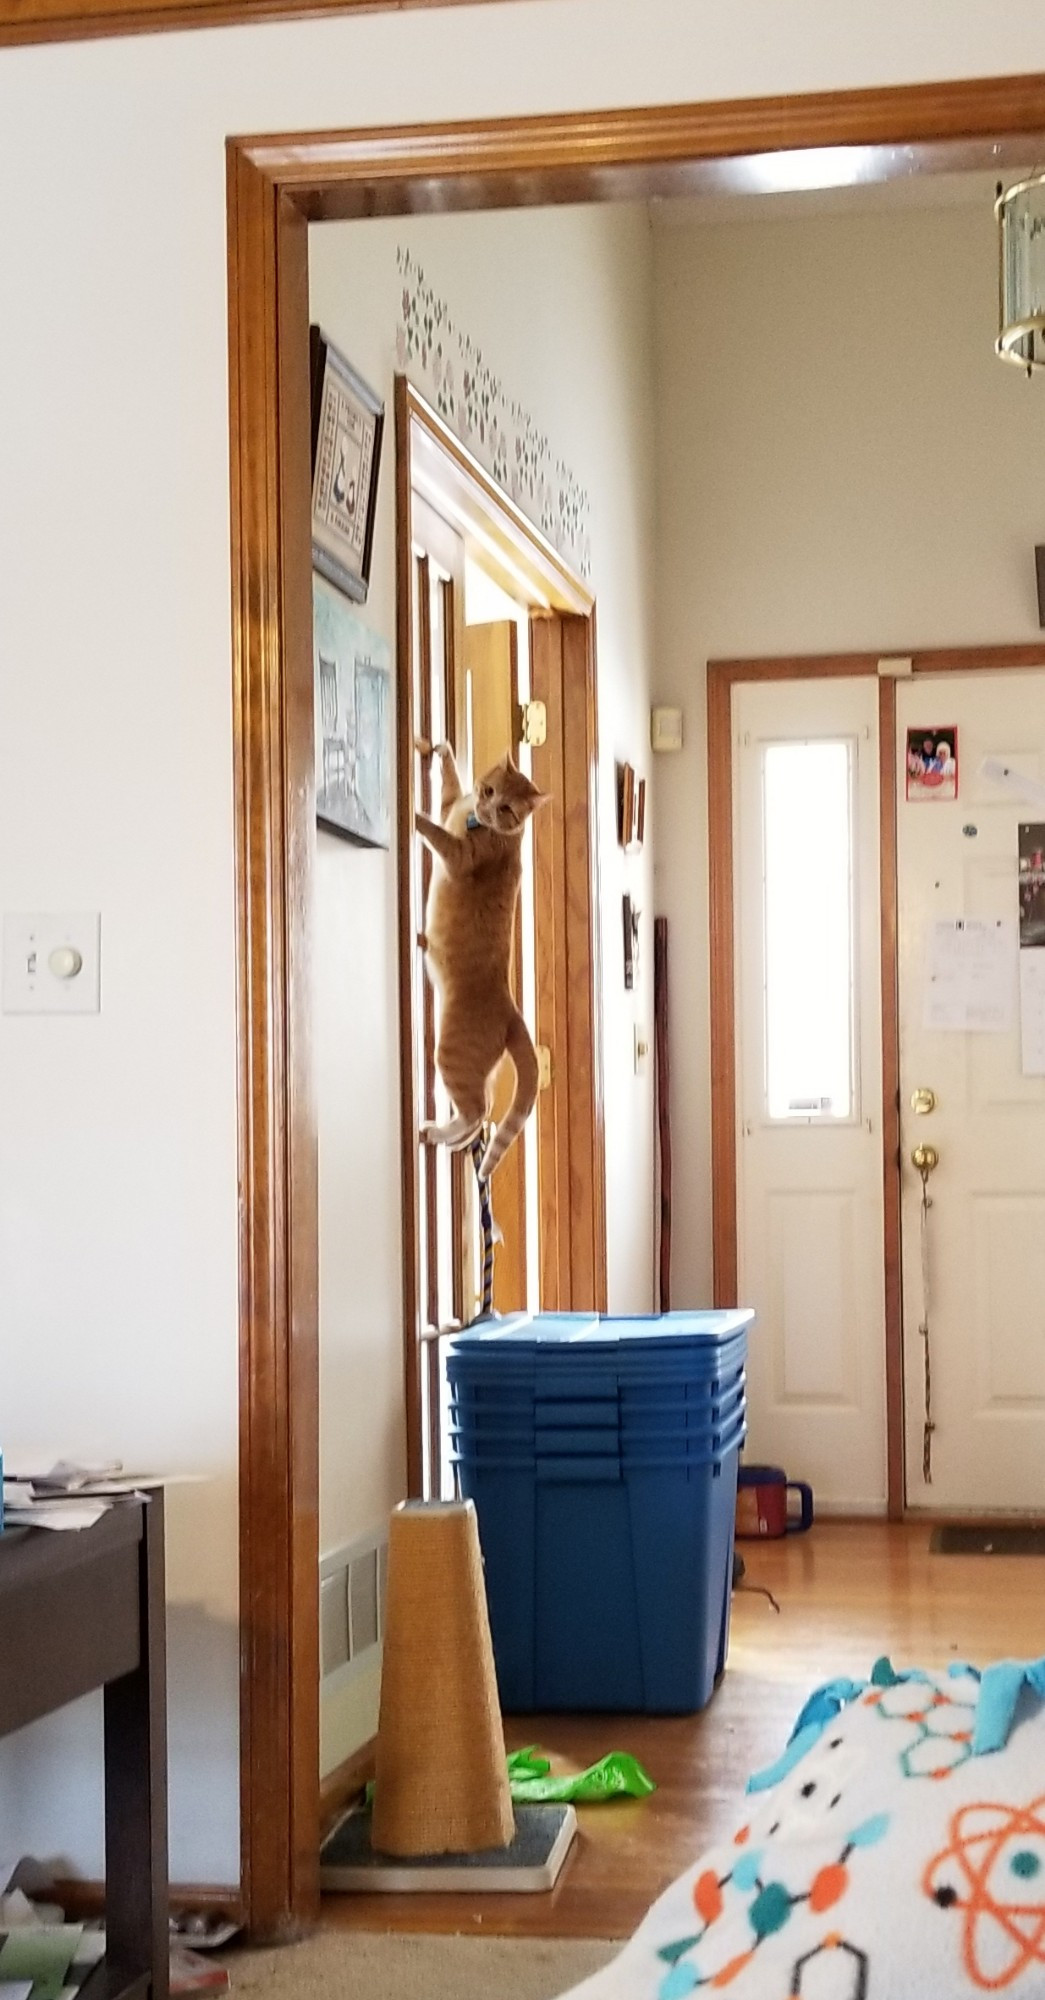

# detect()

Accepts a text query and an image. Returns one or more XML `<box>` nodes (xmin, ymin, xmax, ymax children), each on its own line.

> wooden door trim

<box><xmin>877</xmin><ymin>677</ymin><xmax>904</xmax><ymax>1522</ymax></box>
<box><xmin>228</xmin><ymin>80</ymin><xmax>1045</xmax><ymax>1936</ymax></box>
<box><xmin>707</xmin><ymin>642</ymin><xmax>1045</xmax><ymax>1524</ymax></box>
<box><xmin>228</xmin><ymin>151</ymin><xmax>319</xmax><ymax>1937</ymax></box>
<box><xmin>404</xmin><ymin>383</ymin><xmax>593</xmax><ymax>618</ymax></box>
<box><xmin>0</xmin><ymin>0</ymin><xmax>514</xmax><ymax>47</ymax></box>
<box><xmin>562</xmin><ymin>610</ymin><xmax>609</xmax><ymax>1310</ymax></box>
<box><xmin>395</xmin><ymin>436</ymin><xmax>422</xmax><ymax>1491</ymax></box>
<box><xmin>238</xmin><ymin>78</ymin><xmax>1045</xmax><ymax>221</ymax></box>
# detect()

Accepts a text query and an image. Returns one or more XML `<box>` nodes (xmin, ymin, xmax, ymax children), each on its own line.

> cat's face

<box><xmin>474</xmin><ymin>755</ymin><xmax>548</xmax><ymax>834</ymax></box>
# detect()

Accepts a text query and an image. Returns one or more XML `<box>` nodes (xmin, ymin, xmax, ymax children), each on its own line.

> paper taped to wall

<box><xmin>923</xmin><ymin>917</ymin><xmax>1016</xmax><ymax>1033</ymax></box>
<box><xmin>978</xmin><ymin>757</ymin><xmax>1045</xmax><ymax>810</ymax></box>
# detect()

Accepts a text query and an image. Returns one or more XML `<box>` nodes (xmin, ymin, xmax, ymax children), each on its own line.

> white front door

<box><xmin>734</xmin><ymin>677</ymin><xmax>887</xmax><ymax>1511</ymax></box>
<box><xmin>897</xmin><ymin>672</ymin><xmax>1045</xmax><ymax>1512</ymax></box>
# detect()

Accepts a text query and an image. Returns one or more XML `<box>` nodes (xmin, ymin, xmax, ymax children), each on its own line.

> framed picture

<box><xmin>313</xmin><ymin>575</ymin><xmax>391</xmax><ymax>847</ymax></box>
<box><xmin>906</xmin><ymin>726</ymin><xmax>958</xmax><ymax>802</ymax></box>
<box><xmin>616</xmin><ymin>761</ymin><xmax>646</xmax><ymax>849</ymax></box>
<box><xmin>623</xmin><ymin>893</ymin><xmax>640</xmax><ymax>990</ymax></box>
<box><xmin>309</xmin><ymin>326</ymin><xmax>384</xmax><ymax>605</ymax></box>
<box><xmin>1019</xmin><ymin>823</ymin><xmax>1045</xmax><ymax>949</ymax></box>
<box><xmin>616</xmin><ymin>761</ymin><xmax>635</xmax><ymax>848</ymax></box>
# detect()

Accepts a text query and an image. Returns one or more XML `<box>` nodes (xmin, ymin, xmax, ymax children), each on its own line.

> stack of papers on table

<box><xmin>1</xmin><ymin>1461</ymin><xmax>190</xmax><ymax>1532</ymax></box>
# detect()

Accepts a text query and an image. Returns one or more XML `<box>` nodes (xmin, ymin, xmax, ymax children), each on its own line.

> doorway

<box><xmin>396</xmin><ymin>384</ymin><xmax>608</xmax><ymax>1497</ymax></box>
<box><xmin>715</xmin><ymin>647</ymin><xmax>1045</xmax><ymax>1523</ymax></box>
<box><xmin>227</xmin><ymin>79</ymin><xmax>1045</xmax><ymax>1934</ymax></box>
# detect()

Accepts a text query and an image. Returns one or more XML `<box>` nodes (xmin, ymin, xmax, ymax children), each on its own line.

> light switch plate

<box><xmin>2</xmin><ymin>913</ymin><xmax>101</xmax><ymax>1014</ymax></box>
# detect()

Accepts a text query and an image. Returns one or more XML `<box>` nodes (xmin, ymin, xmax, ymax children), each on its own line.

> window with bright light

<box><xmin>762</xmin><ymin>739</ymin><xmax>857</xmax><ymax>1122</ymax></box>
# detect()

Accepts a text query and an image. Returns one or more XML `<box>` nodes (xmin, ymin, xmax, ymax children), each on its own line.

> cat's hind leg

<box><xmin>421</xmin><ymin>1109</ymin><xmax>485</xmax><ymax>1149</ymax></box>
<box><xmin>422</xmin><ymin>1054</ymin><xmax>488</xmax><ymax>1150</ymax></box>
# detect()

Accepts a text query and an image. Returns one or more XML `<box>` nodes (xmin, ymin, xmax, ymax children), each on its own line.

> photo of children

<box><xmin>1019</xmin><ymin>822</ymin><xmax>1045</xmax><ymax>950</ymax></box>
<box><xmin>906</xmin><ymin>726</ymin><xmax>958</xmax><ymax>802</ymax></box>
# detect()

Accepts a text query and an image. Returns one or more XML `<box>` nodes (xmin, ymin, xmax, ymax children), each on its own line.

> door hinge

<box><xmin>517</xmin><ymin>699</ymin><xmax>548</xmax><ymax>748</ymax></box>
<box><xmin>536</xmin><ymin>1044</ymin><xmax>553</xmax><ymax>1091</ymax></box>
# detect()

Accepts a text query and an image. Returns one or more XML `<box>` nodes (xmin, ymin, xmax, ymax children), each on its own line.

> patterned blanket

<box><xmin>559</xmin><ymin>1658</ymin><xmax>1045</xmax><ymax>1999</ymax></box>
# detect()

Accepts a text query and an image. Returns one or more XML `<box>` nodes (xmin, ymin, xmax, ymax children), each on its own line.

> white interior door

<box><xmin>735</xmin><ymin>678</ymin><xmax>887</xmax><ymax>1512</ymax></box>
<box><xmin>897</xmin><ymin>671</ymin><xmax>1045</xmax><ymax>1513</ymax></box>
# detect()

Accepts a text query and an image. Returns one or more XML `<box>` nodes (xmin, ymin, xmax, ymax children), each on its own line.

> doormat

<box><xmin>931</xmin><ymin>1525</ymin><xmax>1045</xmax><ymax>1556</ymax></box>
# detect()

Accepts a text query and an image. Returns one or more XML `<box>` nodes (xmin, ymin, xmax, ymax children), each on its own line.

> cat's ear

<box><xmin>517</xmin><ymin>783</ymin><xmax>551</xmax><ymax>820</ymax></box>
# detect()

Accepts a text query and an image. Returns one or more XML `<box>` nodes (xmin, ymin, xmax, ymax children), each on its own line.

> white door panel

<box><xmin>735</xmin><ymin>678</ymin><xmax>887</xmax><ymax>1511</ymax></box>
<box><xmin>897</xmin><ymin>671</ymin><xmax>1045</xmax><ymax>1512</ymax></box>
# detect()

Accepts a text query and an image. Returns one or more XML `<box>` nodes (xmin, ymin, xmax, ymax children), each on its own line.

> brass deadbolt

<box><xmin>910</xmin><ymin>1086</ymin><xmax>936</xmax><ymax>1116</ymax></box>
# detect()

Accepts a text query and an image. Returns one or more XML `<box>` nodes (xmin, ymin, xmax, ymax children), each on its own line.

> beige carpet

<box><xmin>223</xmin><ymin>1931</ymin><xmax>615</xmax><ymax>1999</ymax></box>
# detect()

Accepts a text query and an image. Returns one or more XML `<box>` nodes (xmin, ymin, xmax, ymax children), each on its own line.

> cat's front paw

<box><xmin>419</xmin><ymin>1121</ymin><xmax>439</xmax><ymax>1145</ymax></box>
<box><xmin>415</xmin><ymin>734</ymin><xmax>433</xmax><ymax>757</ymax></box>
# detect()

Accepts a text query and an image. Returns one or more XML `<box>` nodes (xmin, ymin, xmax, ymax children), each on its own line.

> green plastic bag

<box><xmin>506</xmin><ymin>1745</ymin><xmax>655</xmax><ymax>1804</ymax></box>
<box><xmin>365</xmin><ymin>1745</ymin><xmax>655</xmax><ymax>1812</ymax></box>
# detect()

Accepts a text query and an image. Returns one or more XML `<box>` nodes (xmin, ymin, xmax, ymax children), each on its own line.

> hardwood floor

<box><xmin>322</xmin><ymin>1520</ymin><xmax>1045</xmax><ymax>1941</ymax></box>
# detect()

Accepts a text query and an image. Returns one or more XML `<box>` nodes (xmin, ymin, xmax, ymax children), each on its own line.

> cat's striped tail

<box><xmin>478</xmin><ymin>1008</ymin><xmax>539</xmax><ymax>1182</ymax></box>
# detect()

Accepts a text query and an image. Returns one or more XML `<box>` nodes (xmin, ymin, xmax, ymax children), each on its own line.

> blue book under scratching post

<box><xmin>446</xmin><ymin>1310</ymin><xmax>754</xmax><ymax>1715</ymax></box>
<box><xmin>320</xmin><ymin>1499</ymin><xmax>577</xmax><ymax>1893</ymax></box>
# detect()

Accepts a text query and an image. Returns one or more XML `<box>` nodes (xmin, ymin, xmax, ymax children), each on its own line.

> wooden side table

<box><xmin>0</xmin><ymin>1494</ymin><xmax>169</xmax><ymax>2000</ymax></box>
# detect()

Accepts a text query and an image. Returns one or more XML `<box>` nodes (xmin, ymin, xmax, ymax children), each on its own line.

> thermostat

<box><xmin>651</xmin><ymin>707</ymin><xmax>683</xmax><ymax>753</ymax></box>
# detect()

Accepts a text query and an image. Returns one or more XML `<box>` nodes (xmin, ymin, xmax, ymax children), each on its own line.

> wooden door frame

<box><xmin>707</xmin><ymin>643</ymin><xmax>1045</xmax><ymax>1524</ymax></box>
<box><xmin>0</xmin><ymin>0</ymin><xmax>511</xmax><ymax>47</ymax></box>
<box><xmin>227</xmin><ymin>75</ymin><xmax>1045</xmax><ymax>1936</ymax></box>
<box><xmin>394</xmin><ymin>379</ymin><xmax>605</xmax><ymax>1492</ymax></box>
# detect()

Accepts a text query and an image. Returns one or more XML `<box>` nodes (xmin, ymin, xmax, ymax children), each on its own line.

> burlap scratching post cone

<box><xmin>372</xmin><ymin>1500</ymin><xmax>514</xmax><ymax>1857</ymax></box>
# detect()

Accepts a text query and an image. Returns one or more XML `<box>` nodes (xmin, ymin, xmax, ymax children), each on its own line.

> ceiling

<box><xmin>650</xmin><ymin>154</ymin><xmax>1039</xmax><ymax>227</ymax></box>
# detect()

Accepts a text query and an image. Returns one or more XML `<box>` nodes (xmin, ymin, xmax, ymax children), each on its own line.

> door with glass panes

<box><xmin>734</xmin><ymin>675</ymin><xmax>888</xmax><ymax>1512</ymax></box>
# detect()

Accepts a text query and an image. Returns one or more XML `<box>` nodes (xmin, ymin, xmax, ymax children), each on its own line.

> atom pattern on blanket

<box><xmin>924</xmin><ymin>1795</ymin><xmax>1045</xmax><ymax>1990</ymax></box>
<box><xmin>864</xmin><ymin>1674</ymin><xmax>978</xmax><ymax>1780</ymax></box>
<box><xmin>654</xmin><ymin>1815</ymin><xmax>888</xmax><ymax>1995</ymax></box>
<box><xmin>790</xmin><ymin>1936</ymin><xmax>869</xmax><ymax>1999</ymax></box>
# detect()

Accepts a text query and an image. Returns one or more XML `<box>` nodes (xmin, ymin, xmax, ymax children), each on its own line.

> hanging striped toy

<box><xmin>470</xmin><ymin>1131</ymin><xmax>495</xmax><ymax>1319</ymax></box>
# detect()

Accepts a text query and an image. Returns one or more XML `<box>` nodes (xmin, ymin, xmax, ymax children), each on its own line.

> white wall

<box><xmin>3</xmin><ymin>0</ymin><xmax>1045</xmax><ymax>1885</ymax></box>
<box><xmin>309</xmin><ymin>242</ymin><xmax>407</xmax><ymax>1775</ymax></box>
<box><xmin>652</xmin><ymin>197</ymin><xmax>1045</xmax><ymax>1310</ymax></box>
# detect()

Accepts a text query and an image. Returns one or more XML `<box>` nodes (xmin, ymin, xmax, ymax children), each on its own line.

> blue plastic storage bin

<box><xmin>445</xmin><ymin>1308</ymin><xmax>752</xmax><ymax>1713</ymax></box>
<box><xmin>456</xmin><ymin>1446</ymin><xmax>742</xmax><ymax>1712</ymax></box>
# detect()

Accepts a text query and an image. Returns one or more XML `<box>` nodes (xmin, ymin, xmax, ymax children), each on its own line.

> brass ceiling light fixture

<box><xmin>996</xmin><ymin>171</ymin><xmax>1045</xmax><ymax>374</ymax></box>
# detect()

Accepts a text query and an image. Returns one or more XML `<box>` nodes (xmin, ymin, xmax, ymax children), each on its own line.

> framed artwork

<box><xmin>309</xmin><ymin>325</ymin><xmax>384</xmax><ymax>605</ymax></box>
<box><xmin>616</xmin><ymin>762</ymin><xmax>646</xmax><ymax>849</ymax></box>
<box><xmin>617</xmin><ymin>761</ymin><xmax>635</xmax><ymax>847</ymax></box>
<box><xmin>313</xmin><ymin>575</ymin><xmax>391</xmax><ymax>848</ymax></box>
<box><xmin>623</xmin><ymin>893</ymin><xmax>640</xmax><ymax>990</ymax></box>
<box><xmin>906</xmin><ymin>726</ymin><xmax>958</xmax><ymax>802</ymax></box>
<box><xmin>1019</xmin><ymin>823</ymin><xmax>1045</xmax><ymax>949</ymax></box>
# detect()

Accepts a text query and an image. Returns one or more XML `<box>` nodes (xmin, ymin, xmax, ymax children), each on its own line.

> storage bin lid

<box><xmin>447</xmin><ymin>1308</ymin><xmax>753</xmax><ymax>1355</ymax></box>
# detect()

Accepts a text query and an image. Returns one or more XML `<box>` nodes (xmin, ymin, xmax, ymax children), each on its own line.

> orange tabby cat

<box><xmin>416</xmin><ymin>741</ymin><xmax>547</xmax><ymax>1182</ymax></box>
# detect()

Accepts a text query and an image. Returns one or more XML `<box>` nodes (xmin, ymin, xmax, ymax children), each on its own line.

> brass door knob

<box><xmin>911</xmin><ymin>1144</ymin><xmax>939</xmax><ymax>1174</ymax></box>
<box><xmin>910</xmin><ymin>1087</ymin><xmax>936</xmax><ymax>1116</ymax></box>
